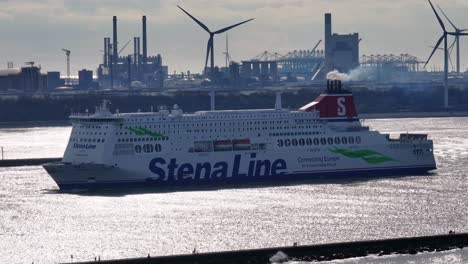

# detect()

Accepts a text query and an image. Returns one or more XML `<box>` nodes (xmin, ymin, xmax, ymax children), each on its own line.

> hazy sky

<box><xmin>0</xmin><ymin>0</ymin><xmax>467</xmax><ymax>76</ymax></box>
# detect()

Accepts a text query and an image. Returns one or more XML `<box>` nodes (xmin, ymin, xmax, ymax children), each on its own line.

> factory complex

<box><xmin>1</xmin><ymin>2</ymin><xmax>467</xmax><ymax>110</ymax></box>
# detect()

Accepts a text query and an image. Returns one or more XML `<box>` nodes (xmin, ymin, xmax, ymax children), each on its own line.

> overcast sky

<box><xmin>0</xmin><ymin>0</ymin><xmax>467</xmax><ymax>76</ymax></box>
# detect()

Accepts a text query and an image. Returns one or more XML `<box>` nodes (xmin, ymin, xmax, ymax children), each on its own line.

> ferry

<box><xmin>43</xmin><ymin>80</ymin><xmax>436</xmax><ymax>190</ymax></box>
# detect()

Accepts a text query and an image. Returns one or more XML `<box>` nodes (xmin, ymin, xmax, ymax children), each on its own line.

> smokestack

<box><xmin>325</xmin><ymin>13</ymin><xmax>332</xmax><ymax>63</ymax></box>
<box><xmin>103</xmin><ymin>38</ymin><xmax>109</xmax><ymax>66</ymax></box>
<box><xmin>113</xmin><ymin>16</ymin><xmax>118</xmax><ymax>62</ymax></box>
<box><xmin>142</xmin><ymin>16</ymin><xmax>147</xmax><ymax>64</ymax></box>
<box><xmin>325</xmin><ymin>13</ymin><xmax>332</xmax><ymax>39</ymax></box>
<box><xmin>133</xmin><ymin>37</ymin><xmax>138</xmax><ymax>65</ymax></box>
<box><xmin>137</xmin><ymin>37</ymin><xmax>141</xmax><ymax>65</ymax></box>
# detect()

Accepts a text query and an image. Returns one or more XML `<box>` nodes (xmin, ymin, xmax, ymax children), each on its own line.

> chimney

<box><xmin>142</xmin><ymin>16</ymin><xmax>148</xmax><ymax>64</ymax></box>
<box><xmin>133</xmin><ymin>37</ymin><xmax>138</xmax><ymax>65</ymax></box>
<box><xmin>113</xmin><ymin>16</ymin><xmax>118</xmax><ymax>62</ymax></box>
<box><xmin>324</xmin><ymin>13</ymin><xmax>332</xmax><ymax>64</ymax></box>
<box><xmin>137</xmin><ymin>37</ymin><xmax>141</xmax><ymax>65</ymax></box>
<box><xmin>325</xmin><ymin>13</ymin><xmax>332</xmax><ymax>39</ymax></box>
<box><xmin>103</xmin><ymin>38</ymin><xmax>109</xmax><ymax>66</ymax></box>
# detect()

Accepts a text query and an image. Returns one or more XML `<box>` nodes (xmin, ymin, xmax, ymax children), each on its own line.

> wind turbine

<box><xmin>424</xmin><ymin>0</ymin><xmax>468</xmax><ymax>108</ymax></box>
<box><xmin>436</xmin><ymin>5</ymin><xmax>468</xmax><ymax>75</ymax></box>
<box><xmin>223</xmin><ymin>34</ymin><xmax>231</xmax><ymax>68</ymax></box>
<box><xmin>177</xmin><ymin>5</ymin><xmax>254</xmax><ymax>77</ymax></box>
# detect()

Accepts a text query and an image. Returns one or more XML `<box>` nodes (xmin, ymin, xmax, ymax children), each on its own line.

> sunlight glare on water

<box><xmin>0</xmin><ymin>117</ymin><xmax>467</xmax><ymax>263</ymax></box>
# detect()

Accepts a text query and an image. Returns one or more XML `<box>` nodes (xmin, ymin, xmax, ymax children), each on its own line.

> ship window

<box><xmin>135</xmin><ymin>145</ymin><xmax>142</xmax><ymax>153</ymax></box>
<box><xmin>320</xmin><ymin>138</ymin><xmax>326</xmax><ymax>145</ymax></box>
<box><xmin>327</xmin><ymin>137</ymin><xmax>333</xmax><ymax>145</ymax></box>
<box><xmin>342</xmin><ymin>137</ymin><xmax>348</xmax><ymax>144</ymax></box>
<box><xmin>349</xmin><ymin>136</ymin><xmax>355</xmax><ymax>144</ymax></box>
<box><xmin>292</xmin><ymin>139</ymin><xmax>298</xmax><ymax>146</ymax></box>
<box><xmin>285</xmin><ymin>139</ymin><xmax>291</xmax><ymax>146</ymax></box>
<box><xmin>356</xmin><ymin>136</ymin><xmax>362</xmax><ymax>144</ymax></box>
<box><xmin>313</xmin><ymin>138</ymin><xmax>320</xmax><ymax>145</ymax></box>
<box><xmin>299</xmin><ymin>138</ymin><xmax>305</xmax><ymax>146</ymax></box>
<box><xmin>334</xmin><ymin>137</ymin><xmax>341</xmax><ymax>145</ymax></box>
<box><xmin>143</xmin><ymin>144</ymin><xmax>154</xmax><ymax>153</ymax></box>
<box><xmin>277</xmin><ymin>139</ymin><xmax>283</xmax><ymax>147</ymax></box>
<box><xmin>306</xmin><ymin>138</ymin><xmax>312</xmax><ymax>146</ymax></box>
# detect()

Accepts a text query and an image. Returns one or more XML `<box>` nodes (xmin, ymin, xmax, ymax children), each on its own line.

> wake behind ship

<box><xmin>43</xmin><ymin>81</ymin><xmax>436</xmax><ymax>190</ymax></box>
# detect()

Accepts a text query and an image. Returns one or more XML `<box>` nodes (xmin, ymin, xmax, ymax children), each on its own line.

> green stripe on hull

<box><xmin>330</xmin><ymin>148</ymin><xmax>395</xmax><ymax>164</ymax></box>
<box><xmin>127</xmin><ymin>127</ymin><xmax>164</xmax><ymax>138</ymax></box>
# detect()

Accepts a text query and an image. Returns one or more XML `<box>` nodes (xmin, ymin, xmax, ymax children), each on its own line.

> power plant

<box><xmin>97</xmin><ymin>15</ymin><xmax>168</xmax><ymax>89</ymax></box>
<box><xmin>0</xmin><ymin>1</ymin><xmax>467</xmax><ymax>110</ymax></box>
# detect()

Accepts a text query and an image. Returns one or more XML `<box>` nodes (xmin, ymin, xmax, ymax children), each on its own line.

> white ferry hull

<box><xmin>43</xmin><ymin>81</ymin><xmax>437</xmax><ymax>191</ymax></box>
<box><xmin>44</xmin><ymin>145</ymin><xmax>436</xmax><ymax>190</ymax></box>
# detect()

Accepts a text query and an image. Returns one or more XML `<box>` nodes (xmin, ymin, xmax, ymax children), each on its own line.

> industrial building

<box><xmin>324</xmin><ymin>13</ymin><xmax>360</xmax><ymax>74</ymax></box>
<box><xmin>0</xmin><ymin>65</ymin><xmax>47</xmax><ymax>92</ymax></box>
<box><xmin>240</xmin><ymin>12</ymin><xmax>360</xmax><ymax>81</ymax></box>
<box><xmin>46</xmin><ymin>71</ymin><xmax>64</xmax><ymax>91</ymax></box>
<box><xmin>97</xmin><ymin>16</ymin><xmax>168</xmax><ymax>89</ymax></box>
<box><xmin>78</xmin><ymin>69</ymin><xmax>94</xmax><ymax>89</ymax></box>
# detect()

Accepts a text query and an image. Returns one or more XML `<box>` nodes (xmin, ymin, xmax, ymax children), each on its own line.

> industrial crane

<box><xmin>62</xmin><ymin>49</ymin><xmax>71</xmax><ymax>85</ymax></box>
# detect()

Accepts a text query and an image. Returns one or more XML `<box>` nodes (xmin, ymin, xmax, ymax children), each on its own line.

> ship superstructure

<box><xmin>43</xmin><ymin>81</ymin><xmax>436</xmax><ymax>190</ymax></box>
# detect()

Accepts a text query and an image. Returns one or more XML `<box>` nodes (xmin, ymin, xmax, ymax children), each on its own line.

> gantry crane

<box><xmin>62</xmin><ymin>49</ymin><xmax>71</xmax><ymax>85</ymax></box>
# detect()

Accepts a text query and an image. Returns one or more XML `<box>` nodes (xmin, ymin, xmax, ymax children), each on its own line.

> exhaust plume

<box><xmin>326</xmin><ymin>70</ymin><xmax>351</xmax><ymax>81</ymax></box>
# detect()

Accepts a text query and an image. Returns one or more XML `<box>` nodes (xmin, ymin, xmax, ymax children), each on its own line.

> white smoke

<box><xmin>327</xmin><ymin>66</ymin><xmax>377</xmax><ymax>82</ymax></box>
<box><xmin>326</xmin><ymin>70</ymin><xmax>351</xmax><ymax>81</ymax></box>
<box><xmin>348</xmin><ymin>66</ymin><xmax>377</xmax><ymax>81</ymax></box>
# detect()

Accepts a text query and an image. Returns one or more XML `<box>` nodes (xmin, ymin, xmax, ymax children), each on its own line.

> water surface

<box><xmin>0</xmin><ymin>117</ymin><xmax>467</xmax><ymax>263</ymax></box>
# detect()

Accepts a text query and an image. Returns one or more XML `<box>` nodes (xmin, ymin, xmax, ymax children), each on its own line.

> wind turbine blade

<box><xmin>437</xmin><ymin>4</ymin><xmax>458</xmax><ymax>31</ymax></box>
<box><xmin>460</xmin><ymin>29</ymin><xmax>468</xmax><ymax>32</ymax></box>
<box><xmin>213</xmin><ymin>18</ymin><xmax>254</xmax><ymax>34</ymax></box>
<box><xmin>448</xmin><ymin>37</ymin><xmax>456</xmax><ymax>53</ymax></box>
<box><xmin>428</xmin><ymin>0</ymin><xmax>445</xmax><ymax>31</ymax></box>
<box><xmin>425</xmin><ymin>35</ymin><xmax>445</xmax><ymax>68</ymax></box>
<box><xmin>177</xmin><ymin>5</ymin><xmax>211</xmax><ymax>33</ymax></box>
<box><xmin>447</xmin><ymin>45</ymin><xmax>454</xmax><ymax>70</ymax></box>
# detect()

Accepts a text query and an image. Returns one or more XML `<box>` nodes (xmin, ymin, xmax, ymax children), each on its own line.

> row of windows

<box><xmin>74</xmin><ymin>131</ymin><xmax>106</xmax><ymax>136</ymax></box>
<box><xmin>123</xmin><ymin>114</ymin><xmax>312</xmax><ymax>122</ymax></box>
<box><xmin>78</xmin><ymin>125</ymin><xmax>109</xmax><ymax>129</ymax></box>
<box><xmin>122</xmin><ymin>120</ymin><xmax>293</xmax><ymax>129</ymax></box>
<box><xmin>135</xmin><ymin>144</ymin><xmax>162</xmax><ymax>153</ymax></box>
<box><xmin>116</xmin><ymin>126</ymin><xmax>319</xmax><ymax>136</ymax></box>
<box><xmin>277</xmin><ymin>136</ymin><xmax>362</xmax><ymax>147</ymax></box>
<box><xmin>270</xmin><ymin>131</ymin><xmax>322</xmax><ymax>137</ymax></box>
<box><xmin>70</xmin><ymin>138</ymin><xmax>105</xmax><ymax>143</ymax></box>
<box><xmin>117</xmin><ymin>137</ymin><xmax>169</xmax><ymax>143</ymax></box>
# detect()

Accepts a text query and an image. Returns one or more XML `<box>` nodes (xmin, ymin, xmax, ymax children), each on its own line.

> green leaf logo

<box><xmin>330</xmin><ymin>148</ymin><xmax>395</xmax><ymax>164</ymax></box>
<box><xmin>127</xmin><ymin>127</ymin><xmax>164</xmax><ymax>138</ymax></box>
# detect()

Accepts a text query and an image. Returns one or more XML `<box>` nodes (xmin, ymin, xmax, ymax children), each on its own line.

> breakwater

<box><xmin>0</xmin><ymin>158</ymin><xmax>61</xmax><ymax>167</ymax></box>
<box><xmin>68</xmin><ymin>233</ymin><xmax>467</xmax><ymax>264</ymax></box>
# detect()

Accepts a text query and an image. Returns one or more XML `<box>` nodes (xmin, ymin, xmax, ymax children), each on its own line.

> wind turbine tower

<box><xmin>425</xmin><ymin>0</ymin><xmax>468</xmax><ymax>109</ymax></box>
<box><xmin>437</xmin><ymin>5</ymin><xmax>468</xmax><ymax>75</ymax></box>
